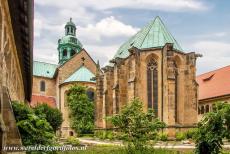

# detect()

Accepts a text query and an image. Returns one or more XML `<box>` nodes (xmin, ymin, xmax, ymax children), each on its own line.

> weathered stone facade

<box><xmin>96</xmin><ymin>17</ymin><xmax>200</xmax><ymax>136</ymax></box>
<box><xmin>31</xmin><ymin>19</ymin><xmax>97</xmax><ymax>138</ymax></box>
<box><xmin>0</xmin><ymin>0</ymin><xmax>33</xmax><ymax>150</ymax></box>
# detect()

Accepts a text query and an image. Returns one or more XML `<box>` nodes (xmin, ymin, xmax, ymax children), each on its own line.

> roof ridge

<box><xmin>139</xmin><ymin>18</ymin><xmax>156</xmax><ymax>48</ymax></box>
<box><xmin>154</xmin><ymin>17</ymin><xmax>182</xmax><ymax>50</ymax></box>
<box><xmin>197</xmin><ymin>65</ymin><xmax>230</xmax><ymax>77</ymax></box>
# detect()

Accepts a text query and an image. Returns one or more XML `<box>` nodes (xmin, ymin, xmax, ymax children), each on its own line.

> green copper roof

<box><xmin>63</xmin><ymin>66</ymin><xmax>95</xmax><ymax>83</ymax></box>
<box><xmin>58</xmin><ymin>35</ymin><xmax>83</xmax><ymax>47</ymax></box>
<box><xmin>33</xmin><ymin>61</ymin><xmax>57</xmax><ymax>78</ymax></box>
<box><xmin>113</xmin><ymin>16</ymin><xmax>182</xmax><ymax>59</ymax></box>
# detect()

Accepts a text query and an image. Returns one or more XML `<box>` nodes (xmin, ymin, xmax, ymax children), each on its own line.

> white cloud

<box><xmin>192</xmin><ymin>41</ymin><xmax>230</xmax><ymax>74</ymax></box>
<box><xmin>78</xmin><ymin>16</ymin><xmax>139</xmax><ymax>42</ymax></box>
<box><xmin>35</xmin><ymin>0</ymin><xmax>208</xmax><ymax>12</ymax></box>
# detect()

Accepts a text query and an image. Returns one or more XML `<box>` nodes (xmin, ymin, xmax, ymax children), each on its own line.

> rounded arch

<box><xmin>70</xmin><ymin>49</ymin><xmax>75</xmax><ymax>56</ymax></box>
<box><xmin>86</xmin><ymin>88</ymin><xmax>95</xmax><ymax>102</ymax></box>
<box><xmin>201</xmin><ymin>106</ymin><xmax>205</xmax><ymax>114</ymax></box>
<box><xmin>40</xmin><ymin>80</ymin><xmax>46</xmax><ymax>92</ymax></box>
<box><xmin>63</xmin><ymin>49</ymin><xmax>67</xmax><ymax>57</ymax></box>
<box><xmin>205</xmin><ymin>105</ymin><xmax>209</xmax><ymax>113</ymax></box>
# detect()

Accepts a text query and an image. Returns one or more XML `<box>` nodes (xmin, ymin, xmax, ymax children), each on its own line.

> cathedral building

<box><xmin>31</xmin><ymin>19</ymin><xmax>97</xmax><ymax>138</ymax></box>
<box><xmin>95</xmin><ymin>17</ymin><xmax>201</xmax><ymax>136</ymax></box>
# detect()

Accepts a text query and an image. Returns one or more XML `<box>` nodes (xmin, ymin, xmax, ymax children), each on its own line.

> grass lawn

<box><xmin>59</xmin><ymin>145</ymin><xmax>193</xmax><ymax>154</ymax></box>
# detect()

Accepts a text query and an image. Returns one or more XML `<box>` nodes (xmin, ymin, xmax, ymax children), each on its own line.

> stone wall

<box><xmin>32</xmin><ymin>76</ymin><xmax>56</xmax><ymax>96</ymax></box>
<box><xmin>59</xmin><ymin>82</ymin><xmax>96</xmax><ymax>138</ymax></box>
<box><xmin>96</xmin><ymin>44</ymin><xmax>199</xmax><ymax>136</ymax></box>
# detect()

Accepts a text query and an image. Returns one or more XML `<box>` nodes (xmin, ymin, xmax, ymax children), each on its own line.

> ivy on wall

<box><xmin>67</xmin><ymin>85</ymin><xmax>94</xmax><ymax>134</ymax></box>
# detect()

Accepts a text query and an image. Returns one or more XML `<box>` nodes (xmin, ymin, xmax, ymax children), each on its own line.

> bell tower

<box><xmin>58</xmin><ymin>18</ymin><xmax>83</xmax><ymax>64</ymax></box>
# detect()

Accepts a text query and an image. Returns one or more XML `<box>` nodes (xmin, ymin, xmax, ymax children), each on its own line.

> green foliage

<box><xmin>66</xmin><ymin>136</ymin><xmax>80</xmax><ymax>146</ymax></box>
<box><xmin>12</xmin><ymin>102</ymin><xmax>55</xmax><ymax>146</ymax></box>
<box><xmin>175</xmin><ymin>132</ymin><xmax>186</xmax><ymax>141</ymax></box>
<box><xmin>185</xmin><ymin>129</ymin><xmax>197</xmax><ymax>139</ymax></box>
<box><xmin>34</xmin><ymin>104</ymin><xmax>63</xmax><ymax>132</ymax></box>
<box><xmin>108</xmin><ymin>98</ymin><xmax>166</xmax><ymax>151</ymax></box>
<box><xmin>194</xmin><ymin>102</ymin><xmax>230</xmax><ymax>154</ymax></box>
<box><xmin>67</xmin><ymin>85</ymin><xmax>94</xmax><ymax>134</ymax></box>
<box><xmin>94</xmin><ymin>130</ymin><xmax>115</xmax><ymax>140</ymax></box>
<box><xmin>157</xmin><ymin>133</ymin><xmax>168</xmax><ymax>141</ymax></box>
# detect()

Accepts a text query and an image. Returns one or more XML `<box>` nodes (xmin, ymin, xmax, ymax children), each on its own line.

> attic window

<box><xmin>203</xmin><ymin>74</ymin><xmax>215</xmax><ymax>82</ymax></box>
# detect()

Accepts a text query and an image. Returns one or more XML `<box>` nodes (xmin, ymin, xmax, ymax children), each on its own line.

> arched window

<box><xmin>63</xmin><ymin>49</ymin><xmax>67</xmax><ymax>57</ymax></box>
<box><xmin>70</xmin><ymin>49</ymin><xmax>75</xmax><ymax>56</ymax></box>
<box><xmin>201</xmin><ymin>106</ymin><xmax>205</xmax><ymax>114</ymax></box>
<box><xmin>87</xmin><ymin>90</ymin><xmax>95</xmax><ymax>102</ymax></box>
<box><xmin>205</xmin><ymin>105</ymin><xmax>209</xmax><ymax>113</ymax></box>
<box><xmin>147</xmin><ymin>59</ymin><xmax>158</xmax><ymax>117</ymax></box>
<box><xmin>40</xmin><ymin>81</ymin><xmax>45</xmax><ymax>92</ymax></box>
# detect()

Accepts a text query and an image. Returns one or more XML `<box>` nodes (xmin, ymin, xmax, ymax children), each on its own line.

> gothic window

<box><xmin>147</xmin><ymin>59</ymin><xmax>158</xmax><ymax>117</ymax></box>
<box><xmin>70</xmin><ymin>49</ymin><xmax>75</xmax><ymax>56</ymax></box>
<box><xmin>40</xmin><ymin>80</ymin><xmax>45</xmax><ymax>92</ymax></box>
<box><xmin>63</xmin><ymin>49</ymin><xmax>67</xmax><ymax>57</ymax></box>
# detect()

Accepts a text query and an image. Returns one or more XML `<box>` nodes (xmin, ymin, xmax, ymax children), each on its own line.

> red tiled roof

<box><xmin>30</xmin><ymin>95</ymin><xmax>56</xmax><ymax>108</ymax></box>
<box><xmin>196</xmin><ymin>65</ymin><xmax>230</xmax><ymax>100</ymax></box>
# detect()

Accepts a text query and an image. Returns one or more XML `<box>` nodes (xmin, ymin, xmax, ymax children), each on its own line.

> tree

<box><xmin>12</xmin><ymin>102</ymin><xmax>55</xmax><ymax>146</ymax></box>
<box><xmin>194</xmin><ymin>102</ymin><xmax>230</xmax><ymax>154</ymax></box>
<box><xmin>34</xmin><ymin>104</ymin><xmax>63</xmax><ymax>132</ymax></box>
<box><xmin>108</xmin><ymin>98</ymin><xmax>165</xmax><ymax>151</ymax></box>
<box><xmin>67</xmin><ymin>85</ymin><xmax>94</xmax><ymax>134</ymax></box>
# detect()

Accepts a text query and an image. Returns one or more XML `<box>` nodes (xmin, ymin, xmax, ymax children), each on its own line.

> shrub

<box><xmin>175</xmin><ymin>132</ymin><xmax>186</xmax><ymax>141</ymax></box>
<box><xmin>34</xmin><ymin>104</ymin><xmax>63</xmax><ymax>132</ymax></box>
<box><xmin>106</xmin><ymin>131</ymin><xmax>114</xmax><ymax>140</ymax></box>
<box><xmin>194</xmin><ymin>102</ymin><xmax>230</xmax><ymax>154</ymax></box>
<box><xmin>66</xmin><ymin>136</ymin><xmax>80</xmax><ymax>146</ymax></box>
<box><xmin>158</xmin><ymin>133</ymin><xmax>168</xmax><ymax>141</ymax></box>
<box><xmin>108</xmin><ymin>98</ymin><xmax>166</xmax><ymax>151</ymax></box>
<box><xmin>12</xmin><ymin>102</ymin><xmax>55</xmax><ymax>146</ymax></box>
<box><xmin>67</xmin><ymin>85</ymin><xmax>94</xmax><ymax>134</ymax></box>
<box><xmin>185</xmin><ymin>129</ymin><xmax>197</xmax><ymax>139</ymax></box>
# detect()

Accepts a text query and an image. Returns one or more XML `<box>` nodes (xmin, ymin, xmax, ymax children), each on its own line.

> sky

<box><xmin>34</xmin><ymin>0</ymin><xmax>230</xmax><ymax>75</ymax></box>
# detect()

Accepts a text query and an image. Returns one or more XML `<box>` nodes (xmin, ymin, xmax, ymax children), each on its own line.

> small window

<box><xmin>87</xmin><ymin>90</ymin><xmax>94</xmax><ymax>102</ymax></box>
<box><xmin>40</xmin><ymin>81</ymin><xmax>45</xmax><ymax>92</ymax></box>
<box><xmin>69</xmin><ymin>131</ymin><xmax>74</xmax><ymax>136</ymax></box>
<box><xmin>201</xmin><ymin>106</ymin><xmax>204</xmax><ymax>114</ymax></box>
<box><xmin>70</xmin><ymin>50</ymin><xmax>75</xmax><ymax>56</ymax></box>
<box><xmin>205</xmin><ymin>105</ymin><xmax>209</xmax><ymax>113</ymax></box>
<box><xmin>63</xmin><ymin>49</ymin><xmax>67</xmax><ymax>57</ymax></box>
